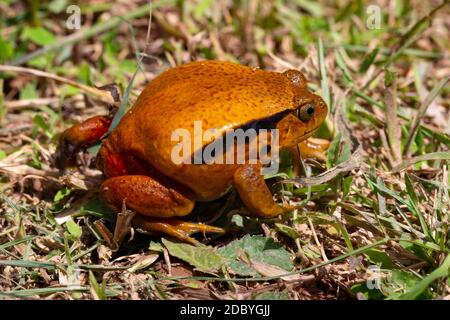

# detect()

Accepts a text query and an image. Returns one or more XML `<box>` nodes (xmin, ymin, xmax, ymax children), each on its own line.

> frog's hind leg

<box><xmin>101</xmin><ymin>175</ymin><xmax>195</xmax><ymax>217</ymax></box>
<box><xmin>100</xmin><ymin>175</ymin><xmax>225</xmax><ymax>245</ymax></box>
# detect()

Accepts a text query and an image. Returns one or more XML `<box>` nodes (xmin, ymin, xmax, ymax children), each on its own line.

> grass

<box><xmin>0</xmin><ymin>0</ymin><xmax>449</xmax><ymax>300</ymax></box>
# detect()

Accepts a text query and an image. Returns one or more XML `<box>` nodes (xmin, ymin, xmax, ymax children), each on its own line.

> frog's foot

<box><xmin>133</xmin><ymin>216</ymin><xmax>225</xmax><ymax>245</ymax></box>
<box><xmin>56</xmin><ymin>115</ymin><xmax>112</xmax><ymax>168</ymax></box>
<box><xmin>233</xmin><ymin>163</ymin><xmax>291</xmax><ymax>218</ymax></box>
<box><xmin>298</xmin><ymin>137</ymin><xmax>330</xmax><ymax>161</ymax></box>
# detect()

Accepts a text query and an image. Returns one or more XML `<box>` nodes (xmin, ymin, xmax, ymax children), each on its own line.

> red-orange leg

<box><xmin>100</xmin><ymin>174</ymin><xmax>225</xmax><ymax>245</ymax></box>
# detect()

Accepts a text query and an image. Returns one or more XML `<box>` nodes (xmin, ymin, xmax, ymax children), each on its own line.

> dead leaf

<box><xmin>127</xmin><ymin>252</ymin><xmax>160</xmax><ymax>272</ymax></box>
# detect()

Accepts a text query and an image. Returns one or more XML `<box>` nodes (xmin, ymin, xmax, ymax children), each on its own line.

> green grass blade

<box><xmin>391</xmin><ymin>151</ymin><xmax>450</xmax><ymax>173</ymax></box>
<box><xmin>7</xmin><ymin>0</ymin><xmax>175</xmax><ymax>66</ymax></box>
<box><xmin>403</xmin><ymin>76</ymin><xmax>450</xmax><ymax>156</ymax></box>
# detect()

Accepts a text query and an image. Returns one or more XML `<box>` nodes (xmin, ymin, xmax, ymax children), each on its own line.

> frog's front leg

<box><xmin>298</xmin><ymin>137</ymin><xmax>330</xmax><ymax>161</ymax></box>
<box><xmin>233</xmin><ymin>163</ymin><xmax>292</xmax><ymax>218</ymax></box>
<box><xmin>290</xmin><ymin>137</ymin><xmax>330</xmax><ymax>177</ymax></box>
<box><xmin>100</xmin><ymin>175</ymin><xmax>224</xmax><ymax>245</ymax></box>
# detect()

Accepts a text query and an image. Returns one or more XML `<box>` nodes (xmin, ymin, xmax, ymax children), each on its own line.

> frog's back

<box><xmin>131</xmin><ymin>61</ymin><xmax>295</xmax><ymax>161</ymax></box>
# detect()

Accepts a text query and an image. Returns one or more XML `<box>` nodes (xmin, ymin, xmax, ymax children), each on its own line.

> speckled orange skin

<box><xmin>97</xmin><ymin>61</ymin><xmax>327</xmax><ymax>202</ymax></box>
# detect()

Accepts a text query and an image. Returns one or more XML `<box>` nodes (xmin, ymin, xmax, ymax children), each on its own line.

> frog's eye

<box><xmin>297</xmin><ymin>103</ymin><xmax>315</xmax><ymax>122</ymax></box>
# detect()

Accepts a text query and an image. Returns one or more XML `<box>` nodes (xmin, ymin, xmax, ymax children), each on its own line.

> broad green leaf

<box><xmin>0</xmin><ymin>36</ymin><xmax>13</xmax><ymax>63</ymax></box>
<box><xmin>48</xmin><ymin>0</ymin><xmax>68</xmax><ymax>13</ymax></box>
<box><xmin>21</xmin><ymin>27</ymin><xmax>56</xmax><ymax>46</ymax></box>
<box><xmin>218</xmin><ymin>235</ymin><xmax>293</xmax><ymax>276</ymax></box>
<box><xmin>27</xmin><ymin>55</ymin><xmax>49</xmax><ymax>69</ymax></box>
<box><xmin>148</xmin><ymin>241</ymin><xmax>164</xmax><ymax>252</ymax></box>
<box><xmin>54</xmin><ymin>187</ymin><xmax>71</xmax><ymax>202</ymax></box>
<box><xmin>352</xmin><ymin>269</ymin><xmax>427</xmax><ymax>300</ymax></box>
<box><xmin>51</xmin><ymin>187</ymin><xmax>71</xmax><ymax>212</ymax></box>
<box><xmin>118</xmin><ymin>59</ymin><xmax>137</xmax><ymax>74</ymax></box>
<box><xmin>194</xmin><ymin>0</ymin><xmax>214</xmax><ymax>19</ymax></box>
<box><xmin>399</xmin><ymin>254</ymin><xmax>450</xmax><ymax>300</ymax></box>
<box><xmin>60</xmin><ymin>84</ymin><xmax>81</xmax><ymax>98</ymax></box>
<box><xmin>364</xmin><ymin>249</ymin><xmax>394</xmax><ymax>269</ymax></box>
<box><xmin>20</xmin><ymin>82</ymin><xmax>39</xmax><ymax>100</ymax></box>
<box><xmin>339</xmin><ymin>144</ymin><xmax>353</xmax><ymax>165</ymax></box>
<box><xmin>66</xmin><ymin>218</ymin><xmax>82</xmax><ymax>239</ymax></box>
<box><xmin>382</xmin><ymin>270</ymin><xmax>430</xmax><ymax>299</ymax></box>
<box><xmin>162</xmin><ymin>238</ymin><xmax>223</xmax><ymax>273</ymax></box>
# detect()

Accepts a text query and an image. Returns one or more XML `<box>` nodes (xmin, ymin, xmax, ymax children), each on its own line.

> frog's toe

<box><xmin>133</xmin><ymin>216</ymin><xmax>225</xmax><ymax>245</ymax></box>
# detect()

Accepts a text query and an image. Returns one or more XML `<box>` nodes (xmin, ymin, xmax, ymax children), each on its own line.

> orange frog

<box><xmin>57</xmin><ymin>60</ymin><xmax>328</xmax><ymax>244</ymax></box>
